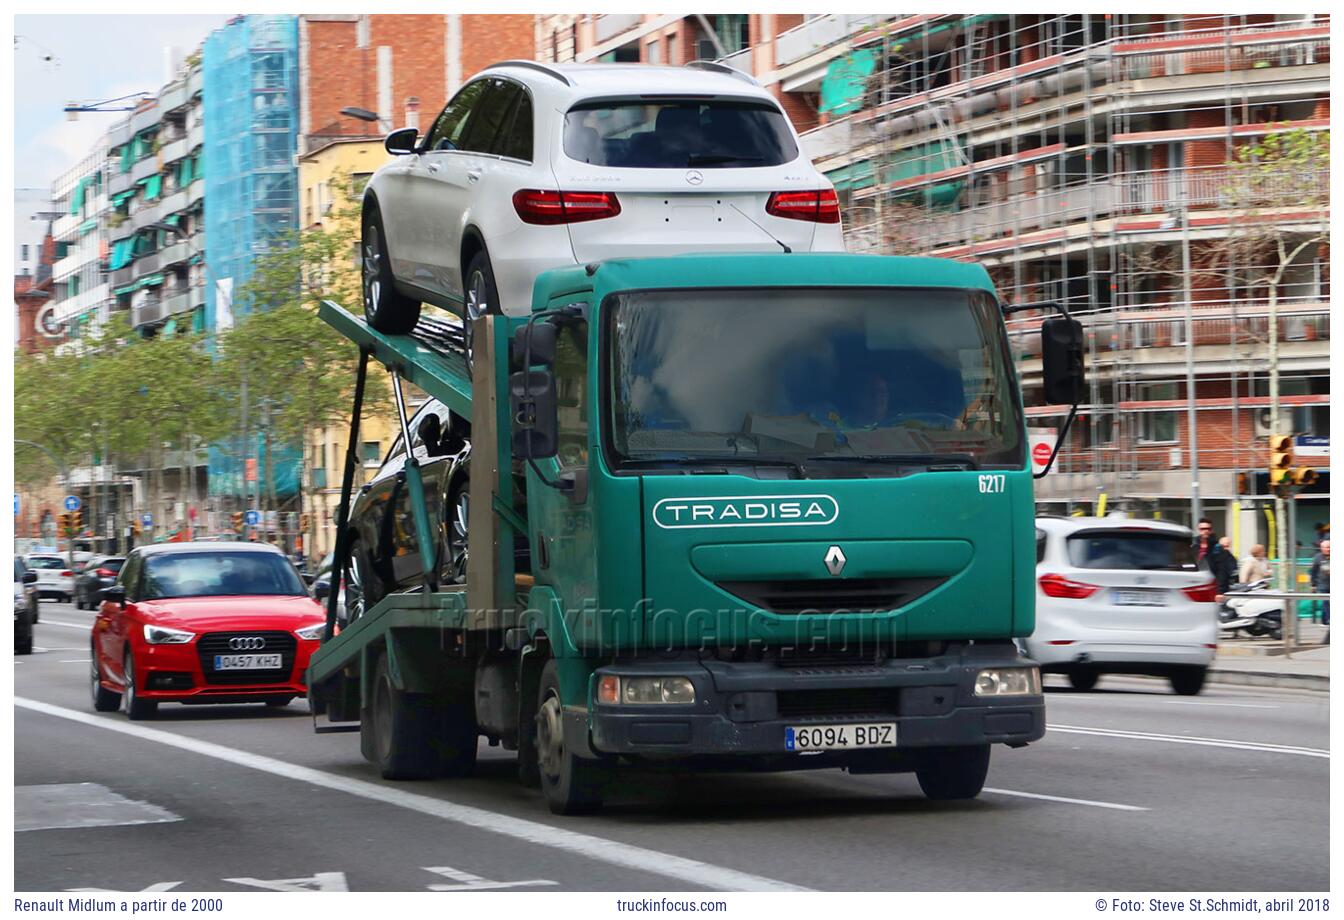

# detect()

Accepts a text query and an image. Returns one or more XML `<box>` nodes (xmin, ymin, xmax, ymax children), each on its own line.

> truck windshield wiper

<box><xmin>622</xmin><ymin>457</ymin><xmax>805</xmax><ymax>477</ymax></box>
<box><xmin>805</xmin><ymin>453</ymin><xmax>980</xmax><ymax>470</ymax></box>
<box><xmin>686</xmin><ymin>154</ymin><xmax>764</xmax><ymax>166</ymax></box>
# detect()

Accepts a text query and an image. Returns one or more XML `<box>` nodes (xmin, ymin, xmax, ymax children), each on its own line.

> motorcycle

<box><xmin>1219</xmin><ymin>579</ymin><xmax>1283</xmax><ymax>639</ymax></box>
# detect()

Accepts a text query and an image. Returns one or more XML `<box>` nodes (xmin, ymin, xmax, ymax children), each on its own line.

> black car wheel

<box><xmin>362</xmin><ymin>205</ymin><xmax>421</xmax><ymax>335</ymax></box>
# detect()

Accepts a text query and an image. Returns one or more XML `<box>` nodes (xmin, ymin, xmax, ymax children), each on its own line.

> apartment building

<box><xmin>556</xmin><ymin>13</ymin><xmax>1329</xmax><ymax>549</ymax></box>
<box><xmin>49</xmin><ymin>145</ymin><xmax>114</xmax><ymax>341</ymax></box>
<box><xmin>103</xmin><ymin>61</ymin><xmax>207</xmax><ymax>337</ymax></box>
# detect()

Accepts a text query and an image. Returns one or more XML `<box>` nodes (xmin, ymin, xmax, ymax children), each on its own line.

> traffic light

<box><xmin>70</xmin><ymin>510</ymin><xmax>82</xmax><ymax>533</ymax></box>
<box><xmin>231</xmin><ymin>511</ymin><xmax>244</xmax><ymax>532</ymax></box>
<box><xmin>1236</xmin><ymin>472</ymin><xmax>1251</xmax><ymax>495</ymax></box>
<box><xmin>131</xmin><ymin>519</ymin><xmax>142</xmax><ymax>537</ymax></box>
<box><xmin>58</xmin><ymin>511</ymin><xmax>71</xmax><ymax>534</ymax></box>
<box><xmin>1292</xmin><ymin>467</ymin><xmax>1319</xmax><ymax>487</ymax></box>
<box><xmin>1268</xmin><ymin>434</ymin><xmax>1294</xmax><ymax>486</ymax></box>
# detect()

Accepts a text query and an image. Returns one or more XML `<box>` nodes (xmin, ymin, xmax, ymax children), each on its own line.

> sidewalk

<box><xmin>1211</xmin><ymin>621</ymin><xmax>1330</xmax><ymax>691</ymax></box>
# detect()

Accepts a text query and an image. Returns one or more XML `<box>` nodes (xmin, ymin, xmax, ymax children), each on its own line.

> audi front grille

<box><xmin>196</xmin><ymin>630</ymin><xmax>298</xmax><ymax>685</ymax></box>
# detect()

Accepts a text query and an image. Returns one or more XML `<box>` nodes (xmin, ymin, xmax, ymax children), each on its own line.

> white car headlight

<box><xmin>295</xmin><ymin>623</ymin><xmax>326</xmax><ymax>641</ymax></box>
<box><xmin>974</xmin><ymin>666</ymin><xmax>1041</xmax><ymax>697</ymax></box>
<box><xmin>143</xmin><ymin>624</ymin><xmax>196</xmax><ymax>645</ymax></box>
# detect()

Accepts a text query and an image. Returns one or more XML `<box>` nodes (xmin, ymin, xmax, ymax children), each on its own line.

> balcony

<box><xmin>595</xmin><ymin>13</ymin><xmax>641</xmax><ymax>43</ymax></box>
<box><xmin>160</xmin><ymin>80</ymin><xmax>189</xmax><ymax>114</ymax></box>
<box><xmin>160</xmin><ymin>136</ymin><xmax>189</xmax><ymax>165</ymax></box>
<box><xmin>53</xmin><ymin>283</ymin><xmax>110</xmax><ymax>323</ymax></box>
<box><xmin>131</xmin><ymin>250</ymin><xmax>162</xmax><ymax>278</ymax></box>
<box><xmin>801</xmin><ymin>118</ymin><xmax>859</xmax><ymax>162</ymax></box>
<box><xmin>129</xmin><ymin>200</ymin><xmax>164</xmax><ymax>233</ymax></box>
<box><xmin>158</xmin><ymin>240</ymin><xmax>192</xmax><ymax>268</ymax></box>
<box><xmin>188</xmin><ymin>68</ymin><xmax>203</xmax><ymax>99</ymax></box>
<box><xmin>190</xmin><ymin>285</ymin><xmax>207</xmax><ymax>309</ymax></box>
<box><xmin>132</xmin><ymin>297</ymin><xmax>165</xmax><ymax>329</ymax></box>
<box><xmin>110</xmin><ymin>265</ymin><xmax>135</xmax><ymax>291</ymax></box>
<box><xmin>721</xmin><ymin>46</ymin><xmax>752</xmax><ymax>72</ymax></box>
<box><xmin>188</xmin><ymin>121</ymin><xmax>204</xmax><ymax>150</ymax></box>
<box><xmin>52</xmin><ymin>213</ymin><xmax>81</xmax><ymax>241</ymax></box>
<box><xmin>130</xmin><ymin>103</ymin><xmax>160</xmax><ymax>134</ymax></box>
<box><xmin>776</xmin><ymin>14</ymin><xmax>885</xmax><ymax>68</ymax></box>
<box><xmin>108</xmin><ymin>119</ymin><xmax>133</xmax><ymax>148</ymax></box>
<box><xmin>187</xmin><ymin>178</ymin><xmax>205</xmax><ymax>206</ymax></box>
<box><xmin>131</xmin><ymin>156</ymin><xmax>159</xmax><ymax>183</ymax></box>
<box><xmin>158</xmin><ymin>187</ymin><xmax>188</xmax><ymax>217</ymax></box>
<box><xmin>109</xmin><ymin>171</ymin><xmax>133</xmax><ymax>197</ymax></box>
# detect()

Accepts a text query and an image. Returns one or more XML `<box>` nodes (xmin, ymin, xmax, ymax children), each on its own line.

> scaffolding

<box><xmin>808</xmin><ymin>13</ymin><xmax>1329</xmax><ymax>547</ymax></box>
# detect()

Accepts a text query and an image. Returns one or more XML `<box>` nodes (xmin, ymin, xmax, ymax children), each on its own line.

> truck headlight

<box><xmin>974</xmin><ymin>666</ymin><xmax>1041</xmax><ymax>697</ymax></box>
<box><xmin>143</xmin><ymin>624</ymin><xmax>196</xmax><ymax>645</ymax></box>
<box><xmin>597</xmin><ymin>676</ymin><xmax>696</xmax><ymax>705</ymax></box>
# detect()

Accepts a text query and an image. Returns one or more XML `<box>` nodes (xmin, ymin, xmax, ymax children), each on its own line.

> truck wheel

<box><xmin>15</xmin><ymin>611</ymin><xmax>33</xmax><ymax>656</ymax></box>
<box><xmin>536</xmin><ymin>660</ymin><xmax>608</xmax><ymax>814</ymax></box>
<box><xmin>1169</xmin><ymin>666</ymin><xmax>1207</xmax><ymax>696</ymax></box>
<box><xmin>91</xmin><ymin>647</ymin><xmax>120</xmax><ymax>710</ymax></box>
<box><xmin>362</xmin><ymin>206</ymin><xmax>421</xmax><ymax>335</ymax></box>
<box><xmin>1067</xmin><ymin>670</ymin><xmax>1098</xmax><ymax>692</ymax></box>
<box><xmin>369</xmin><ymin>652</ymin><xmax>438</xmax><ymax>779</ymax></box>
<box><xmin>462</xmin><ymin>250</ymin><xmax>498</xmax><ymax>373</ymax></box>
<box><xmin>916</xmin><ymin>745</ymin><xmax>990</xmax><ymax>801</ymax></box>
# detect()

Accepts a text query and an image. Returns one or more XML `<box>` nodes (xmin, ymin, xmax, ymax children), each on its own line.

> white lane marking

<box><xmin>16</xmin><ymin>697</ymin><xmax>808</xmax><ymax>892</ymax></box>
<box><xmin>1165</xmin><ymin>700</ymin><xmax>1279</xmax><ymax>710</ymax></box>
<box><xmin>224</xmin><ymin>872</ymin><xmax>350</xmax><ymax>892</ymax></box>
<box><xmin>983</xmin><ymin>787</ymin><xmax>1148</xmax><ymax>812</ymax></box>
<box><xmin>1052</xmin><ymin>694</ymin><xmax>1279</xmax><ymax>710</ymax></box>
<box><xmin>60</xmin><ymin>659</ymin><xmax>92</xmax><ymax>664</ymax></box>
<box><xmin>1049</xmin><ymin>723</ymin><xmax>1329</xmax><ymax>759</ymax></box>
<box><xmin>423</xmin><ymin>865</ymin><xmax>557</xmax><ymax>891</ymax></box>
<box><xmin>38</xmin><ymin>619</ymin><xmax>95</xmax><ymax>631</ymax></box>
<box><xmin>16</xmin><ymin>783</ymin><xmax>182</xmax><ymax>832</ymax></box>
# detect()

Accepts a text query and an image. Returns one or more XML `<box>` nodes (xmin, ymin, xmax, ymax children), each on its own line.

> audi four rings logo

<box><xmin>229</xmin><ymin>636</ymin><xmax>266</xmax><ymax>650</ymax></box>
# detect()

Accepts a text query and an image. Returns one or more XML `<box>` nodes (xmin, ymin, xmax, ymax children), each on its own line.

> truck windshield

<box><xmin>607</xmin><ymin>288</ymin><xmax>1024</xmax><ymax>472</ymax></box>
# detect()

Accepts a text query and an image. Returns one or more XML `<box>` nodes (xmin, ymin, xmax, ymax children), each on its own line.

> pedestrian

<box><xmin>1310</xmin><ymin>539</ymin><xmax>1330</xmax><ymax>641</ymax></box>
<box><xmin>1239</xmin><ymin>543</ymin><xmax>1272</xmax><ymax>585</ymax></box>
<box><xmin>1219</xmin><ymin>536</ymin><xmax>1237</xmax><ymax>575</ymax></box>
<box><xmin>1194</xmin><ymin>518</ymin><xmax>1235</xmax><ymax>599</ymax></box>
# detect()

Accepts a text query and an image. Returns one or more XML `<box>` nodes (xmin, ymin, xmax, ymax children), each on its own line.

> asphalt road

<box><xmin>15</xmin><ymin>599</ymin><xmax>1330</xmax><ymax>892</ymax></box>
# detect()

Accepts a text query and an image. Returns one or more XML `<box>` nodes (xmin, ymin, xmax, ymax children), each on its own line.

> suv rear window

<box><xmin>563</xmin><ymin>99</ymin><xmax>798</xmax><ymax>168</ymax></box>
<box><xmin>27</xmin><ymin>556</ymin><xmax>66</xmax><ymax>569</ymax></box>
<box><xmin>1066</xmin><ymin>531</ymin><xmax>1196</xmax><ymax>571</ymax></box>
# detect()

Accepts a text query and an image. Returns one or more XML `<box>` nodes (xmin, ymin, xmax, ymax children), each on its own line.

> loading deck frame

<box><xmin>307</xmin><ymin>302</ymin><xmax>521</xmax><ymax>700</ymax></box>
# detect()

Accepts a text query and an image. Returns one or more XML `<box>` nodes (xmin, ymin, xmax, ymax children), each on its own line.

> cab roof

<box><xmin>531</xmin><ymin>253</ymin><xmax>996</xmax><ymax>310</ymax></box>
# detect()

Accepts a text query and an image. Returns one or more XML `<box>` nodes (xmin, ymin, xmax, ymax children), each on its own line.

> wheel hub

<box><xmin>363</xmin><ymin>227</ymin><xmax>382</xmax><ymax>315</ymax></box>
<box><xmin>537</xmin><ymin>694</ymin><xmax>564</xmax><ymax>781</ymax></box>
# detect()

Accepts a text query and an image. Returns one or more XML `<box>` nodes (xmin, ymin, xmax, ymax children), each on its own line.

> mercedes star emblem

<box><xmin>824</xmin><ymin>546</ymin><xmax>847</xmax><ymax>576</ymax></box>
<box><xmin>685</xmin><ymin>169</ymin><xmax>704</xmax><ymax>186</ymax></box>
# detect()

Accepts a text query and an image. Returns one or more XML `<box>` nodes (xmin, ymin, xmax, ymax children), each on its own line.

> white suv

<box><xmin>360</xmin><ymin>60</ymin><xmax>844</xmax><ymax>340</ymax></box>
<box><xmin>1023</xmin><ymin>516</ymin><xmax>1219</xmax><ymax>695</ymax></box>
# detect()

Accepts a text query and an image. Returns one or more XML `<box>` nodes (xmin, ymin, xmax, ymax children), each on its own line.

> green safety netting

<box><xmin>108</xmin><ymin>240</ymin><xmax>133</xmax><ymax>271</ymax></box>
<box><xmin>886</xmin><ymin>138</ymin><xmax>964</xmax><ymax>208</ymax></box>
<box><xmin>78</xmin><ymin>218</ymin><xmax>98</xmax><ymax>235</ymax></box>
<box><xmin>69</xmin><ymin>176</ymin><xmax>93</xmax><ymax>214</ymax></box>
<box><xmin>819</xmin><ymin>49</ymin><xmax>877</xmax><ymax>116</ymax></box>
<box><xmin>826</xmin><ymin>160</ymin><xmax>876</xmax><ymax>193</ymax></box>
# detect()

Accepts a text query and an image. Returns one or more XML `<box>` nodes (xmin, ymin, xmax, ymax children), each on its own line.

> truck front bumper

<box><xmin>568</xmin><ymin>644</ymin><xmax>1045</xmax><ymax>767</ymax></box>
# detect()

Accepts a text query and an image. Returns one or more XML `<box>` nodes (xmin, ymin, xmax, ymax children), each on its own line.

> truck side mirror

<box><xmin>385</xmin><ymin>127</ymin><xmax>419</xmax><ymax>155</ymax></box>
<box><xmin>510</xmin><ymin>369</ymin><xmax>559</xmax><ymax>459</ymax></box>
<box><xmin>1041</xmin><ymin>315</ymin><xmax>1086</xmax><ymax>405</ymax></box>
<box><xmin>511</xmin><ymin>322</ymin><xmax>557</xmax><ymax>371</ymax></box>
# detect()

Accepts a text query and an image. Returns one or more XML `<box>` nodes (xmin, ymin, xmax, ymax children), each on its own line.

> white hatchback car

<box><xmin>24</xmin><ymin>553</ymin><xmax>75</xmax><ymax>603</ymax></box>
<box><xmin>1022</xmin><ymin>516</ymin><xmax>1219</xmax><ymax>695</ymax></box>
<box><xmin>360</xmin><ymin>60</ymin><xmax>844</xmax><ymax>341</ymax></box>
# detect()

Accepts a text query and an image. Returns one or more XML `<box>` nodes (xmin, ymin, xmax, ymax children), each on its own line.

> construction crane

<box><xmin>64</xmin><ymin>92</ymin><xmax>152</xmax><ymax>120</ymax></box>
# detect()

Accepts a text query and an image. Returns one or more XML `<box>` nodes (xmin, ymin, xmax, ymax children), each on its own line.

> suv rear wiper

<box><xmin>805</xmin><ymin>453</ymin><xmax>980</xmax><ymax>471</ymax></box>
<box><xmin>686</xmin><ymin>154</ymin><xmax>765</xmax><ymax>166</ymax></box>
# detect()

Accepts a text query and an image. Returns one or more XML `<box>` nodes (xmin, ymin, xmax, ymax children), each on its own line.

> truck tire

<box><xmin>462</xmin><ymin>250</ymin><xmax>498</xmax><ymax>373</ymax></box>
<box><xmin>15</xmin><ymin>610</ymin><xmax>33</xmax><ymax>655</ymax></box>
<box><xmin>536</xmin><ymin>660</ymin><xmax>608</xmax><ymax>814</ymax></box>
<box><xmin>916</xmin><ymin>745</ymin><xmax>990</xmax><ymax>801</ymax></box>
<box><xmin>362</xmin><ymin>205</ymin><xmax>421</xmax><ymax>335</ymax></box>
<box><xmin>369</xmin><ymin>652</ymin><xmax>439</xmax><ymax>780</ymax></box>
<box><xmin>91</xmin><ymin>648</ymin><xmax>120</xmax><ymax>711</ymax></box>
<box><xmin>1067</xmin><ymin>670</ymin><xmax>1099</xmax><ymax>692</ymax></box>
<box><xmin>1169</xmin><ymin>666</ymin><xmax>1207</xmax><ymax>696</ymax></box>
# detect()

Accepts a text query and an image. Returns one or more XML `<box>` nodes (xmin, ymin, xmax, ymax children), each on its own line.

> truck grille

<box><xmin>716</xmin><ymin>577</ymin><xmax>946</xmax><ymax>615</ymax></box>
<box><xmin>776</xmin><ymin>688</ymin><xmax>902</xmax><ymax>720</ymax></box>
<box><xmin>196</xmin><ymin>631</ymin><xmax>297</xmax><ymax>685</ymax></box>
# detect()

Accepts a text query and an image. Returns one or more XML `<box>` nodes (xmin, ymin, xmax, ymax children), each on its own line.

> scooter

<box><xmin>1219</xmin><ymin>579</ymin><xmax>1283</xmax><ymax>639</ymax></box>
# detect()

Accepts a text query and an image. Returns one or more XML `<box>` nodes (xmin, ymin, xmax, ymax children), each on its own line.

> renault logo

<box><xmin>685</xmin><ymin>169</ymin><xmax>704</xmax><ymax>186</ymax></box>
<box><xmin>229</xmin><ymin>636</ymin><xmax>266</xmax><ymax>651</ymax></box>
<box><xmin>824</xmin><ymin>546</ymin><xmax>846</xmax><ymax>576</ymax></box>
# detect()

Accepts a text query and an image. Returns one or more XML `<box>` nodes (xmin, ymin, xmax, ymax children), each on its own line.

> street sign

<box><xmin>141</xmin><ymin>513</ymin><xmax>153</xmax><ymax>527</ymax></box>
<box><xmin>1028</xmin><ymin>429</ymin><xmax>1058</xmax><ymax>475</ymax></box>
<box><xmin>1296</xmin><ymin>435</ymin><xmax>1329</xmax><ymax>459</ymax></box>
<box><xmin>64</xmin><ymin>494</ymin><xmax>81</xmax><ymax>511</ymax></box>
<box><xmin>13</xmin><ymin>494</ymin><xmax>19</xmax><ymax>517</ymax></box>
<box><xmin>245</xmin><ymin>510</ymin><xmax>261</xmax><ymax>526</ymax></box>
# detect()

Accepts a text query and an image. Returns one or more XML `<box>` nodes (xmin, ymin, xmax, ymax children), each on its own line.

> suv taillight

<box><xmin>1038</xmin><ymin>573</ymin><xmax>1101</xmax><ymax>599</ymax></box>
<box><xmin>765</xmin><ymin>189</ymin><xmax>841</xmax><ymax>224</ymax></box>
<box><xmin>95</xmin><ymin>568</ymin><xmax>116</xmax><ymax>578</ymax></box>
<box><xmin>512</xmin><ymin>189</ymin><xmax>621</xmax><ymax>225</ymax></box>
<box><xmin>60</xmin><ymin>570</ymin><xmax>73</xmax><ymax>578</ymax></box>
<box><xmin>1182</xmin><ymin>581</ymin><xmax>1219</xmax><ymax>603</ymax></box>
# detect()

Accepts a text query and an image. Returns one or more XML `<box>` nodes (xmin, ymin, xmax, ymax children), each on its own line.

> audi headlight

<box><xmin>974</xmin><ymin>666</ymin><xmax>1041</xmax><ymax>697</ymax></box>
<box><xmin>295</xmin><ymin>623</ymin><xmax>325</xmax><ymax>641</ymax></box>
<box><xmin>143</xmin><ymin>624</ymin><xmax>196</xmax><ymax>645</ymax></box>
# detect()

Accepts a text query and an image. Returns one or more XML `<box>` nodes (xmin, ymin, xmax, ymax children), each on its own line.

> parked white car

<box><xmin>1022</xmin><ymin>516</ymin><xmax>1219</xmax><ymax>695</ymax></box>
<box><xmin>360</xmin><ymin>60</ymin><xmax>845</xmax><ymax>345</ymax></box>
<box><xmin>24</xmin><ymin>553</ymin><xmax>75</xmax><ymax>602</ymax></box>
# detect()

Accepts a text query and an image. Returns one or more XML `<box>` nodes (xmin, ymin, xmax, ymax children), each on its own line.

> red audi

<box><xmin>91</xmin><ymin>542</ymin><xmax>327</xmax><ymax>719</ymax></box>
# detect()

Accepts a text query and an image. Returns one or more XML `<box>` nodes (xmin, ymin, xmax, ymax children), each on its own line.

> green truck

<box><xmin>307</xmin><ymin>252</ymin><xmax>1085</xmax><ymax>814</ymax></box>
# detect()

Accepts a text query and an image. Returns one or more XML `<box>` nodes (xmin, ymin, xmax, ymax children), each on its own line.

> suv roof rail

<box><xmin>685</xmin><ymin>60</ymin><xmax>758</xmax><ymax>85</ymax></box>
<box><xmin>489</xmin><ymin>60</ymin><xmax>573</xmax><ymax>86</ymax></box>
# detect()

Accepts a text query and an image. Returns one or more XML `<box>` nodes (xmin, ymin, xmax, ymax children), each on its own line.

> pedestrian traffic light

<box><xmin>1268</xmin><ymin>434</ymin><xmax>1294</xmax><ymax>486</ymax></box>
<box><xmin>231</xmin><ymin>511</ymin><xmax>244</xmax><ymax>532</ymax></box>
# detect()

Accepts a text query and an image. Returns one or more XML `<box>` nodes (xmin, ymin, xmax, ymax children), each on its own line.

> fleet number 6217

<box><xmin>978</xmin><ymin>475</ymin><xmax>1005</xmax><ymax>494</ymax></box>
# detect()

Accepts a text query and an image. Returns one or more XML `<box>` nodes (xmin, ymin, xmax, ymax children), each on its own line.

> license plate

<box><xmin>213</xmin><ymin>654</ymin><xmax>282</xmax><ymax>671</ymax></box>
<box><xmin>786</xmin><ymin>722</ymin><xmax>897</xmax><ymax>752</ymax></box>
<box><xmin>1112</xmin><ymin>588</ymin><xmax>1166</xmax><ymax>607</ymax></box>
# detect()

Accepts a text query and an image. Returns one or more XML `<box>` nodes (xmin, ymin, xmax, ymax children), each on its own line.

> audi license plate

<box><xmin>213</xmin><ymin>654</ymin><xmax>282</xmax><ymax>671</ymax></box>
<box><xmin>786</xmin><ymin>723</ymin><xmax>897</xmax><ymax>752</ymax></box>
<box><xmin>1112</xmin><ymin>588</ymin><xmax>1166</xmax><ymax>607</ymax></box>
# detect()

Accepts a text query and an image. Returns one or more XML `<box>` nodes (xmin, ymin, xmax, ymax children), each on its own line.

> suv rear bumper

<box><xmin>566</xmin><ymin>644</ymin><xmax>1044</xmax><ymax>765</ymax></box>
